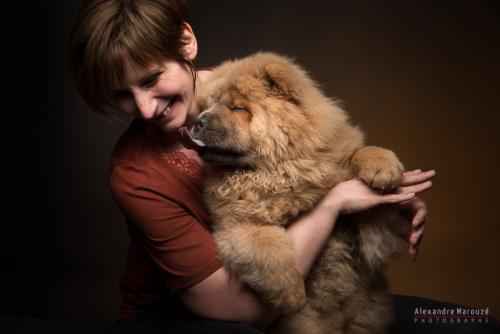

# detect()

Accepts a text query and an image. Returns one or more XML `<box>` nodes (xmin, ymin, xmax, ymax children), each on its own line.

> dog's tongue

<box><xmin>178</xmin><ymin>127</ymin><xmax>206</xmax><ymax>150</ymax></box>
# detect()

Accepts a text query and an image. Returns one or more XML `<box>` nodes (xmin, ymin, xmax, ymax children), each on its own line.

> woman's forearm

<box><xmin>250</xmin><ymin>202</ymin><xmax>340</xmax><ymax>327</ymax></box>
<box><xmin>180</xmin><ymin>201</ymin><xmax>341</xmax><ymax>329</ymax></box>
<box><xmin>287</xmin><ymin>201</ymin><xmax>340</xmax><ymax>277</ymax></box>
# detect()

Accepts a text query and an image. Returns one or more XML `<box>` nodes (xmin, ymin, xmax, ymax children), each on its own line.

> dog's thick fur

<box><xmin>186</xmin><ymin>53</ymin><xmax>409</xmax><ymax>334</ymax></box>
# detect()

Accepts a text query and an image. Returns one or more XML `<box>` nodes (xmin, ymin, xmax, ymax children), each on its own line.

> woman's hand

<box><xmin>395</xmin><ymin>169</ymin><xmax>436</xmax><ymax>260</ymax></box>
<box><xmin>321</xmin><ymin>179</ymin><xmax>416</xmax><ymax>215</ymax></box>
<box><xmin>321</xmin><ymin>169</ymin><xmax>435</xmax><ymax>260</ymax></box>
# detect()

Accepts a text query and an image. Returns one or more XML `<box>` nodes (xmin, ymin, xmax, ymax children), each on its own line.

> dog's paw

<box><xmin>270</xmin><ymin>284</ymin><xmax>307</xmax><ymax>316</ymax></box>
<box><xmin>351</xmin><ymin>146</ymin><xmax>404</xmax><ymax>191</ymax></box>
<box><xmin>357</xmin><ymin>162</ymin><xmax>403</xmax><ymax>191</ymax></box>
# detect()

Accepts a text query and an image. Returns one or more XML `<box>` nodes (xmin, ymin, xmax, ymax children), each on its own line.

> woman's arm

<box><xmin>179</xmin><ymin>199</ymin><xmax>345</xmax><ymax>329</ymax></box>
<box><xmin>180</xmin><ymin>170</ymin><xmax>433</xmax><ymax>329</ymax></box>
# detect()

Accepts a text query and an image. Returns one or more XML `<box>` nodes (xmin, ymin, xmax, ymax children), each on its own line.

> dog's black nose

<box><xmin>194</xmin><ymin>118</ymin><xmax>207</xmax><ymax>134</ymax></box>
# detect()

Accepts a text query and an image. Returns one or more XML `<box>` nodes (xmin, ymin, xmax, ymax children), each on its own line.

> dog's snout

<box><xmin>194</xmin><ymin>118</ymin><xmax>208</xmax><ymax>134</ymax></box>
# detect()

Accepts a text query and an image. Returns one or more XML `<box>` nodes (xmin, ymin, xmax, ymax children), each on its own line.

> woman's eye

<box><xmin>142</xmin><ymin>72</ymin><xmax>162</xmax><ymax>88</ymax></box>
<box><xmin>143</xmin><ymin>77</ymin><xmax>158</xmax><ymax>88</ymax></box>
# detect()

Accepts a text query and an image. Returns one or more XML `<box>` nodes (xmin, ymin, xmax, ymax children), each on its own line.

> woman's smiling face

<box><xmin>112</xmin><ymin>58</ymin><xmax>197</xmax><ymax>133</ymax></box>
<box><xmin>109</xmin><ymin>22</ymin><xmax>200</xmax><ymax>134</ymax></box>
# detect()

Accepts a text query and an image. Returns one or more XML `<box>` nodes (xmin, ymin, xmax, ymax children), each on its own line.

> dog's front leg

<box><xmin>213</xmin><ymin>222</ymin><xmax>306</xmax><ymax>315</ymax></box>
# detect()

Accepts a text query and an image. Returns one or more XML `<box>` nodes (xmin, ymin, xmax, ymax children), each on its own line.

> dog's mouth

<box><xmin>198</xmin><ymin>147</ymin><xmax>247</xmax><ymax>166</ymax></box>
<box><xmin>178</xmin><ymin>126</ymin><xmax>206</xmax><ymax>150</ymax></box>
<box><xmin>179</xmin><ymin>126</ymin><xmax>253</xmax><ymax>169</ymax></box>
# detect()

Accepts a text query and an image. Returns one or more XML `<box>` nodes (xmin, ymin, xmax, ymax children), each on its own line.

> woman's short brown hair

<box><xmin>69</xmin><ymin>0</ymin><xmax>195</xmax><ymax>116</ymax></box>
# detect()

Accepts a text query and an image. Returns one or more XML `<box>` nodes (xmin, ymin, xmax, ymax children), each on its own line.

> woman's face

<box><xmin>112</xmin><ymin>59</ymin><xmax>197</xmax><ymax>133</ymax></box>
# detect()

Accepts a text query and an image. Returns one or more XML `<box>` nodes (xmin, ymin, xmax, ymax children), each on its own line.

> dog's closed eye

<box><xmin>231</xmin><ymin>107</ymin><xmax>249</xmax><ymax>113</ymax></box>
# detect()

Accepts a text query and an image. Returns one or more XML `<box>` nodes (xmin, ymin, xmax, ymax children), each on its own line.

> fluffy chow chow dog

<box><xmin>180</xmin><ymin>52</ymin><xmax>409</xmax><ymax>334</ymax></box>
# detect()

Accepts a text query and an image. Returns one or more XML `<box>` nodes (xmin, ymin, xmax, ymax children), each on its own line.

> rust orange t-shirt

<box><xmin>108</xmin><ymin>118</ymin><xmax>222</xmax><ymax>320</ymax></box>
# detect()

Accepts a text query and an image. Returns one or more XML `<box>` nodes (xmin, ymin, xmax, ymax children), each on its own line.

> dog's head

<box><xmin>179</xmin><ymin>53</ymin><xmax>347</xmax><ymax>170</ymax></box>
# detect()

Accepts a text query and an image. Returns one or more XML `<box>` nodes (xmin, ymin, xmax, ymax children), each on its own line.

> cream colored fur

<box><xmin>192</xmin><ymin>52</ymin><xmax>408</xmax><ymax>334</ymax></box>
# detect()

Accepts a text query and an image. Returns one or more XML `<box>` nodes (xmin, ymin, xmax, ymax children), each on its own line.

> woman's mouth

<box><xmin>156</xmin><ymin>96</ymin><xmax>179</xmax><ymax>123</ymax></box>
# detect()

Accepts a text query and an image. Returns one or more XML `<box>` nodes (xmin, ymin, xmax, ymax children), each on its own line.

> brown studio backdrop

<box><xmin>5</xmin><ymin>0</ymin><xmax>496</xmax><ymax>323</ymax></box>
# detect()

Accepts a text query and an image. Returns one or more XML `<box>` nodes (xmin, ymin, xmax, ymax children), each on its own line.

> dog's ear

<box><xmin>263</xmin><ymin>62</ymin><xmax>301</xmax><ymax>104</ymax></box>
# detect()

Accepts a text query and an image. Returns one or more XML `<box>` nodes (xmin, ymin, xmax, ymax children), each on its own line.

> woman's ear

<box><xmin>182</xmin><ymin>23</ymin><xmax>198</xmax><ymax>60</ymax></box>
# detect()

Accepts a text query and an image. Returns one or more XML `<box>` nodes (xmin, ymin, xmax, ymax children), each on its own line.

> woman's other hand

<box><xmin>395</xmin><ymin>169</ymin><xmax>436</xmax><ymax>260</ymax></box>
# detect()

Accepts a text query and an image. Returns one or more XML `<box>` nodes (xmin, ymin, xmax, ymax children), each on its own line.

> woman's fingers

<box><xmin>403</xmin><ymin>169</ymin><xmax>421</xmax><ymax>176</ymax></box>
<box><xmin>399</xmin><ymin>198</ymin><xmax>427</xmax><ymax>226</ymax></box>
<box><xmin>397</xmin><ymin>180</ymin><xmax>433</xmax><ymax>195</ymax></box>
<box><xmin>395</xmin><ymin>170</ymin><xmax>432</xmax><ymax>261</ymax></box>
<box><xmin>409</xmin><ymin>243</ymin><xmax>419</xmax><ymax>260</ymax></box>
<box><xmin>410</xmin><ymin>223</ymin><xmax>426</xmax><ymax>245</ymax></box>
<box><xmin>382</xmin><ymin>192</ymin><xmax>416</xmax><ymax>204</ymax></box>
<box><xmin>413</xmin><ymin>211</ymin><xmax>427</xmax><ymax>229</ymax></box>
<box><xmin>408</xmin><ymin>201</ymin><xmax>427</xmax><ymax>260</ymax></box>
<box><xmin>409</xmin><ymin>230</ymin><xmax>425</xmax><ymax>261</ymax></box>
<box><xmin>401</xmin><ymin>169</ymin><xmax>436</xmax><ymax>186</ymax></box>
<box><xmin>411</xmin><ymin>201</ymin><xmax>428</xmax><ymax>228</ymax></box>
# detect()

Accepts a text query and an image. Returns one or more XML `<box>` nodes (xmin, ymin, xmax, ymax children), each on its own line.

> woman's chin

<box><xmin>158</xmin><ymin>114</ymin><xmax>187</xmax><ymax>135</ymax></box>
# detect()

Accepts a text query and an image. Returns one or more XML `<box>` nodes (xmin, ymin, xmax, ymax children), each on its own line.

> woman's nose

<box><xmin>133</xmin><ymin>91</ymin><xmax>157</xmax><ymax>120</ymax></box>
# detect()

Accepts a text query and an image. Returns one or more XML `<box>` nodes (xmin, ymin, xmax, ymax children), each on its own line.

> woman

<box><xmin>69</xmin><ymin>1</ymin><xmax>440</xmax><ymax>333</ymax></box>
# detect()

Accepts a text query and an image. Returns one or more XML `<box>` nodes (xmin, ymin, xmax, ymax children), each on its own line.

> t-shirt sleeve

<box><xmin>109</xmin><ymin>162</ymin><xmax>222</xmax><ymax>293</ymax></box>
